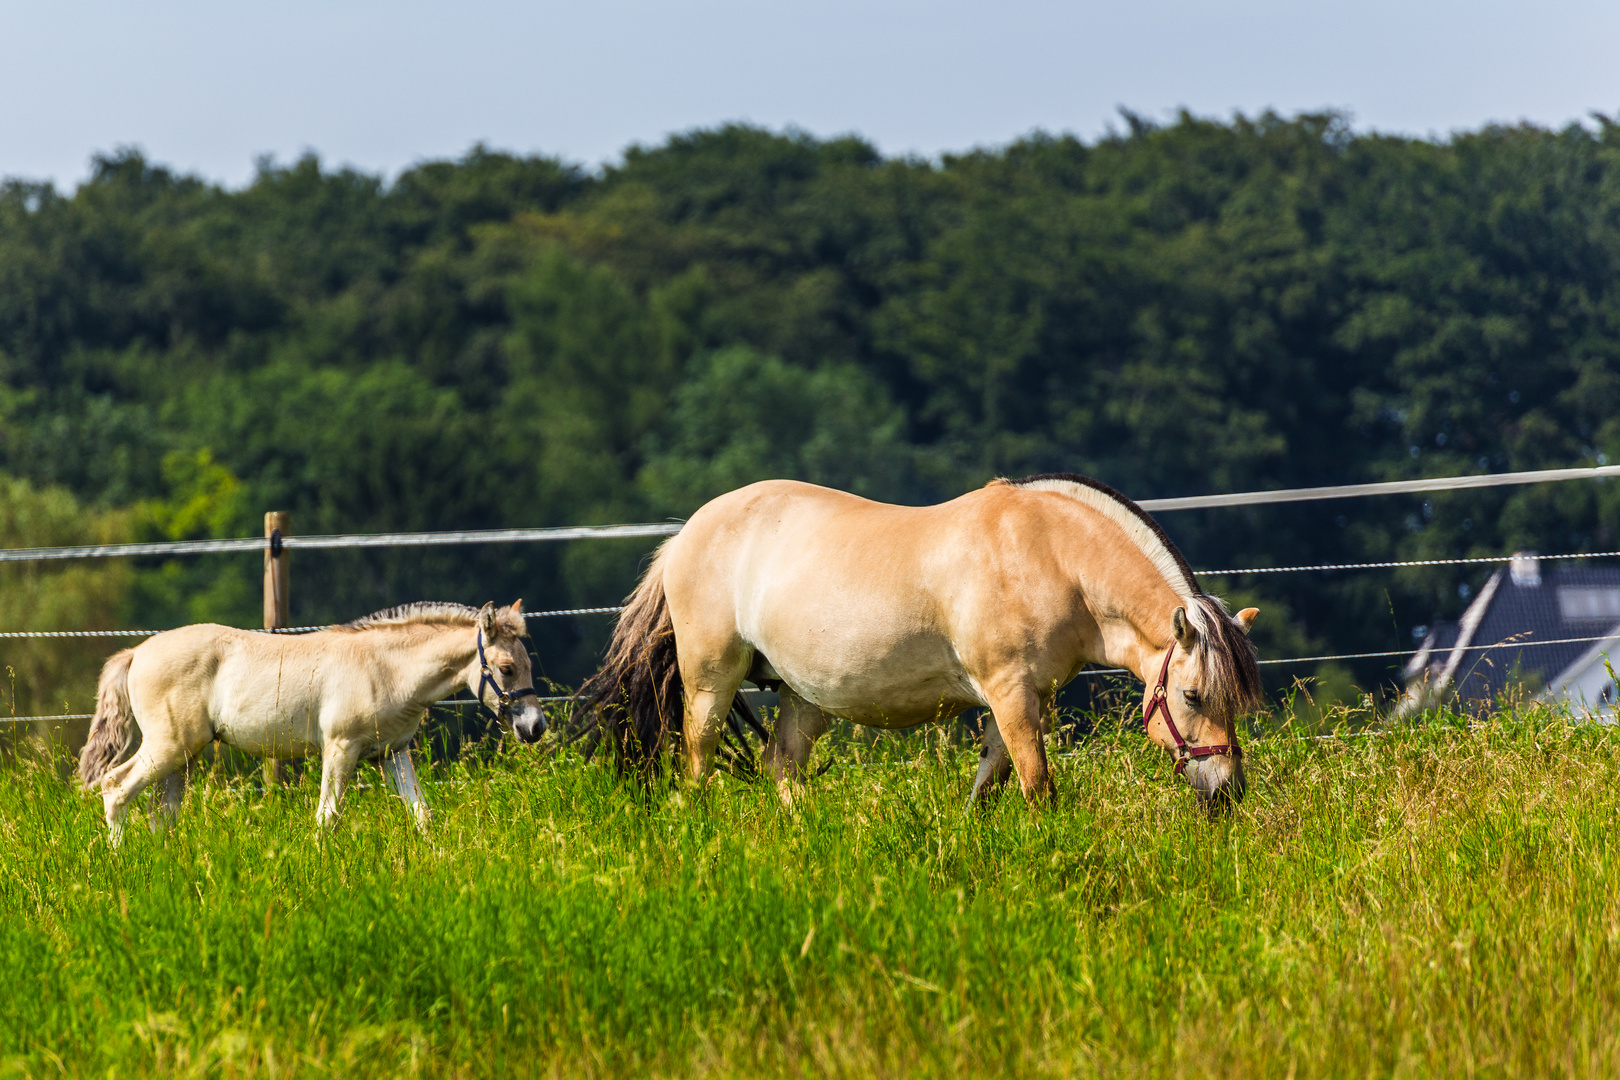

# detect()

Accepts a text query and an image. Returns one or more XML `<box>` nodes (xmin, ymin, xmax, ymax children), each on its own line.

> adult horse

<box><xmin>78</xmin><ymin>601</ymin><xmax>543</xmax><ymax>841</ymax></box>
<box><xmin>576</xmin><ymin>475</ymin><xmax>1262</xmax><ymax>808</ymax></box>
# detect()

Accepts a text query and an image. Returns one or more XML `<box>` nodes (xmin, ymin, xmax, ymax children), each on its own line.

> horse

<box><xmin>78</xmin><ymin>601</ymin><xmax>543</xmax><ymax>841</ymax></box>
<box><xmin>571</xmin><ymin>475</ymin><xmax>1262</xmax><ymax>809</ymax></box>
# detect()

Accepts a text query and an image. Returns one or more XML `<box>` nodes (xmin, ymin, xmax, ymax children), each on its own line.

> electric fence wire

<box><xmin>4</xmin><ymin>545</ymin><xmax>1616</xmax><ymax>640</ymax></box>
<box><xmin>6</xmin><ymin>463</ymin><xmax>1620</xmax><ymax>565</ymax></box>
<box><xmin>10</xmin><ymin>629</ymin><xmax>1599</xmax><ymax>723</ymax></box>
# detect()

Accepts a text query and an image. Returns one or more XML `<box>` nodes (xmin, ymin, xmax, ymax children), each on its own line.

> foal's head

<box><xmin>473</xmin><ymin>601</ymin><xmax>546</xmax><ymax>743</ymax></box>
<box><xmin>1143</xmin><ymin>596</ymin><xmax>1262</xmax><ymax>811</ymax></box>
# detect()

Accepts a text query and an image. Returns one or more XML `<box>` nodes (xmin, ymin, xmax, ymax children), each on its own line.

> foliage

<box><xmin>0</xmin><ymin>706</ymin><xmax>1617</xmax><ymax>1076</ymax></box>
<box><xmin>4</xmin><ymin>117</ymin><xmax>1620</xmax><ymax>699</ymax></box>
<box><xmin>0</xmin><ymin>476</ymin><xmax>131</xmax><ymax>723</ymax></box>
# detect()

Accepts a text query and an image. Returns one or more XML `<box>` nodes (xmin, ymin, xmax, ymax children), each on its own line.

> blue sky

<box><xmin>3</xmin><ymin>0</ymin><xmax>1617</xmax><ymax>188</ymax></box>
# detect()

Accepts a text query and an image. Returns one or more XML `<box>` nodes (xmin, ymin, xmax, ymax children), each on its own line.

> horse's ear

<box><xmin>1234</xmin><ymin>607</ymin><xmax>1259</xmax><ymax>635</ymax></box>
<box><xmin>477</xmin><ymin>602</ymin><xmax>498</xmax><ymax>636</ymax></box>
<box><xmin>1172</xmin><ymin>606</ymin><xmax>1196</xmax><ymax>648</ymax></box>
<box><xmin>508</xmin><ymin>599</ymin><xmax>524</xmax><ymax>616</ymax></box>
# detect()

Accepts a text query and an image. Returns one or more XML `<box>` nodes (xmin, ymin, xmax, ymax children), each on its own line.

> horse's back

<box><xmin>667</xmin><ymin>480</ymin><xmax>952</xmax><ymax>627</ymax></box>
<box><xmin>663</xmin><ymin>480</ymin><xmax>1080</xmax><ymax>723</ymax></box>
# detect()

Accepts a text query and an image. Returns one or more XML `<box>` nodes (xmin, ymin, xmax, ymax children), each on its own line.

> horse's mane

<box><xmin>998</xmin><ymin>473</ymin><xmax>1262</xmax><ymax>715</ymax></box>
<box><xmin>333</xmin><ymin>601</ymin><xmax>525</xmax><ymax>637</ymax></box>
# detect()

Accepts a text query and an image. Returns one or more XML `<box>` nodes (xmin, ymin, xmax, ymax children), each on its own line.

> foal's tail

<box><xmin>576</xmin><ymin>544</ymin><xmax>763</xmax><ymax>776</ymax></box>
<box><xmin>78</xmin><ymin>648</ymin><xmax>137</xmax><ymax>787</ymax></box>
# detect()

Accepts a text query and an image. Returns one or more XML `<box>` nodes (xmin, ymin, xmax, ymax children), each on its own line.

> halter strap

<box><xmin>477</xmin><ymin>626</ymin><xmax>540</xmax><ymax>723</ymax></box>
<box><xmin>1142</xmin><ymin>643</ymin><xmax>1242</xmax><ymax>776</ymax></box>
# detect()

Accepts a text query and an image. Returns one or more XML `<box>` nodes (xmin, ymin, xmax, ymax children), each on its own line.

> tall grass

<box><xmin>1</xmin><ymin>707</ymin><xmax>1617</xmax><ymax>1077</ymax></box>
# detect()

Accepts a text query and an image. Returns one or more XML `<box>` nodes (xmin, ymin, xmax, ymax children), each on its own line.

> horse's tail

<box><xmin>78</xmin><ymin>648</ymin><xmax>137</xmax><ymax>787</ymax></box>
<box><xmin>577</xmin><ymin>543</ymin><xmax>763</xmax><ymax>776</ymax></box>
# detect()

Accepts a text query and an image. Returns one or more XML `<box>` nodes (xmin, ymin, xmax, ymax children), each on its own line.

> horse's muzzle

<box><xmin>1184</xmin><ymin>753</ymin><xmax>1246</xmax><ymax>812</ymax></box>
<box><xmin>512</xmin><ymin>703</ymin><xmax>547</xmax><ymax>744</ymax></box>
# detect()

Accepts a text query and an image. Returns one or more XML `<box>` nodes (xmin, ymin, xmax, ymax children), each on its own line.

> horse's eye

<box><xmin>501</xmin><ymin>665</ymin><xmax>515</xmax><ymax>677</ymax></box>
<box><xmin>1183</xmin><ymin>690</ymin><xmax>1201</xmax><ymax>707</ymax></box>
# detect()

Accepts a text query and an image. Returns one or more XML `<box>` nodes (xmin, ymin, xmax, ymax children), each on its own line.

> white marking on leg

<box><xmin>380</xmin><ymin>748</ymin><xmax>432</xmax><ymax>832</ymax></box>
<box><xmin>149</xmin><ymin>769</ymin><xmax>186</xmax><ymax>833</ymax></box>
<box><xmin>968</xmin><ymin>716</ymin><xmax>1013</xmax><ymax>808</ymax></box>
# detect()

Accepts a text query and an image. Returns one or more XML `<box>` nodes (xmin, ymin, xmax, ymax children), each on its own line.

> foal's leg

<box><xmin>316</xmin><ymin>740</ymin><xmax>365</xmax><ymax>827</ymax></box>
<box><xmin>968</xmin><ymin>715</ymin><xmax>1014</xmax><ymax>808</ymax></box>
<box><xmin>102</xmin><ymin>744</ymin><xmax>192</xmax><ymax>844</ymax></box>
<box><xmin>983</xmin><ymin>684</ymin><xmax>1054</xmax><ymax>805</ymax></box>
<box><xmin>149</xmin><ymin>769</ymin><xmax>187</xmax><ymax>831</ymax></box>
<box><xmin>763</xmin><ymin>686</ymin><xmax>830</xmax><ymax>804</ymax></box>
<box><xmin>380</xmin><ymin>748</ymin><xmax>432</xmax><ymax>831</ymax></box>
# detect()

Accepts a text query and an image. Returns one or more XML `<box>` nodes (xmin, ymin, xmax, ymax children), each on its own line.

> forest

<box><xmin>5</xmin><ymin>111</ymin><xmax>1620</xmax><ymax>713</ymax></box>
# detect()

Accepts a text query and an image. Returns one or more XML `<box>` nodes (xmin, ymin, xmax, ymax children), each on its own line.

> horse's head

<box><xmin>473</xmin><ymin>600</ymin><xmax>547</xmax><ymax>743</ymax></box>
<box><xmin>1142</xmin><ymin>599</ymin><xmax>1261</xmax><ymax>812</ymax></box>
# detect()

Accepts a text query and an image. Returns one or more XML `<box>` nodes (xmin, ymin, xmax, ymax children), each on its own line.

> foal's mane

<box><xmin>333</xmin><ymin>601</ymin><xmax>525</xmax><ymax>637</ymax></box>
<box><xmin>998</xmin><ymin>473</ymin><xmax>1262</xmax><ymax>715</ymax></box>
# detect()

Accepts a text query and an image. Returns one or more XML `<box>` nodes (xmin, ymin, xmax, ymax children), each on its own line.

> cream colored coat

<box><xmin>80</xmin><ymin>601</ymin><xmax>538</xmax><ymax>840</ymax></box>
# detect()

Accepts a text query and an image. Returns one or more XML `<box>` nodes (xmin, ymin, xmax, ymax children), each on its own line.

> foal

<box><xmin>78</xmin><ymin>601</ymin><xmax>542</xmax><ymax>841</ymax></box>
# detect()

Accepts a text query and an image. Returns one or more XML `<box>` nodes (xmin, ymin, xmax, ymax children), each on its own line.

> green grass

<box><xmin>2</xmin><ymin>709</ymin><xmax>1619</xmax><ymax>1078</ymax></box>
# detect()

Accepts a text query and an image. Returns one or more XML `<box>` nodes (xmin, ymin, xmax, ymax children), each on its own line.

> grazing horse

<box><xmin>574</xmin><ymin>475</ymin><xmax>1262</xmax><ymax>808</ymax></box>
<box><xmin>78</xmin><ymin>601</ymin><xmax>542</xmax><ymax>841</ymax></box>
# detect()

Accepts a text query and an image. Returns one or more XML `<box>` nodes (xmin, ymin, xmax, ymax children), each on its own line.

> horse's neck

<box><xmin>381</xmin><ymin>626</ymin><xmax>478</xmax><ymax>704</ymax></box>
<box><xmin>1083</xmin><ymin>565</ymin><xmax>1182</xmax><ymax>683</ymax></box>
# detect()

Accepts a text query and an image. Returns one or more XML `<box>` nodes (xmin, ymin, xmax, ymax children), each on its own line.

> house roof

<box><xmin>1411</xmin><ymin>556</ymin><xmax>1620</xmax><ymax>703</ymax></box>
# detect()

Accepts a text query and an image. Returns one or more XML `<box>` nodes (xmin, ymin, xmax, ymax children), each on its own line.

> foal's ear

<box><xmin>477</xmin><ymin>602</ymin><xmax>498</xmax><ymax>635</ymax></box>
<box><xmin>1172</xmin><ymin>606</ymin><xmax>1197</xmax><ymax>648</ymax></box>
<box><xmin>1234</xmin><ymin>607</ymin><xmax>1259</xmax><ymax>635</ymax></box>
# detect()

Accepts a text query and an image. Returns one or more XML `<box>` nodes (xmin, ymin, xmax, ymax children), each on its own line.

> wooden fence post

<box><xmin>263</xmin><ymin>511</ymin><xmax>290</xmax><ymax>630</ymax></box>
<box><xmin>263</xmin><ymin>511</ymin><xmax>291</xmax><ymax>786</ymax></box>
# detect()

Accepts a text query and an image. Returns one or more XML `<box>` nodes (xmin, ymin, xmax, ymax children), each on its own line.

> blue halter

<box><xmin>476</xmin><ymin>626</ymin><xmax>540</xmax><ymax>724</ymax></box>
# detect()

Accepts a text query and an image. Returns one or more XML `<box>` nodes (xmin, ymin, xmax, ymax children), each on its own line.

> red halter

<box><xmin>1143</xmin><ymin>645</ymin><xmax>1243</xmax><ymax>776</ymax></box>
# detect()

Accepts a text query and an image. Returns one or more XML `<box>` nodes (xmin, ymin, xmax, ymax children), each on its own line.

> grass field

<box><xmin>2</xmin><ymin>706</ymin><xmax>1618</xmax><ymax>1078</ymax></box>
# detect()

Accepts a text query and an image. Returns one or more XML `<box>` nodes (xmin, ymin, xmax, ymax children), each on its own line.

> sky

<box><xmin>2</xmin><ymin>0</ymin><xmax>1618</xmax><ymax>189</ymax></box>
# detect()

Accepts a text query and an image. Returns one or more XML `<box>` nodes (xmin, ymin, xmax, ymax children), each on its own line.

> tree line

<box><xmin>4</xmin><ymin>112</ymin><xmax>1620</xmax><ymax>712</ymax></box>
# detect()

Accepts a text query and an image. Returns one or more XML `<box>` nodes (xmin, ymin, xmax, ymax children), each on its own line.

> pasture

<box><xmin>2</xmin><ymin>706</ymin><xmax>1617</xmax><ymax>1078</ymax></box>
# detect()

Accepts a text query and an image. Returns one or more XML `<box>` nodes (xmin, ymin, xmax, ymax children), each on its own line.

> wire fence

<box><xmin>3</xmin><ymin>463</ymin><xmax>1618</xmax><ymax>566</ymax></box>
<box><xmin>0</xmin><ymin>522</ymin><xmax>683</xmax><ymax>564</ymax></box>
<box><xmin>9</xmin><ymin>463</ymin><xmax>1620</xmax><ymax>713</ymax></box>
<box><xmin>1</xmin><ymin>544</ymin><xmax>1611</xmax><ymax>642</ymax></box>
<box><xmin>1196</xmin><ymin>548</ymin><xmax>1620</xmax><ymax>576</ymax></box>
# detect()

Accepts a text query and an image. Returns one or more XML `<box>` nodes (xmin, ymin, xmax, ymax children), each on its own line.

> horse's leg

<box><xmin>968</xmin><ymin>714</ymin><xmax>1014</xmax><ymax>808</ymax></box>
<box><xmin>380</xmin><ymin>748</ymin><xmax>431</xmax><ymax>832</ymax></box>
<box><xmin>676</xmin><ymin>636</ymin><xmax>751</xmax><ymax>783</ymax></box>
<box><xmin>316</xmin><ymin>740</ymin><xmax>364</xmax><ymax>828</ymax></box>
<box><xmin>101</xmin><ymin>744</ymin><xmax>190</xmax><ymax>844</ymax></box>
<box><xmin>682</xmin><ymin>685</ymin><xmax>739</xmax><ymax>783</ymax></box>
<box><xmin>984</xmin><ymin>685</ymin><xmax>1054</xmax><ymax>805</ymax></box>
<box><xmin>149</xmin><ymin>769</ymin><xmax>187</xmax><ymax>832</ymax></box>
<box><xmin>763</xmin><ymin>686</ymin><xmax>831</xmax><ymax>804</ymax></box>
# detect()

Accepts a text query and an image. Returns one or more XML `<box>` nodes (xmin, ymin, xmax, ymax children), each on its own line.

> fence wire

<box><xmin>5</xmin><ymin>462</ymin><xmax>1620</xmax><ymax>565</ymax></box>
<box><xmin>1196</xmin><ymin>548</ymin><xmax>1620</xmax><ymax>576</ymax></box>
<box><xmin>10</xmin><ymin>464</ymin><xmax>1620</xmax><ymax>692</ymax></box>
<box><xmin>0</xmin><ymin>522</ymin><xmax>683</xmax><ymax>564</ymax></box>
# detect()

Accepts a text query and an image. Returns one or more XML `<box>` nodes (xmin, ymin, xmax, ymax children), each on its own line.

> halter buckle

<box><xmin>1143</xmin><ymin>643</ymin><xmax>1241</xmax><ymax>776</ymax></box>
